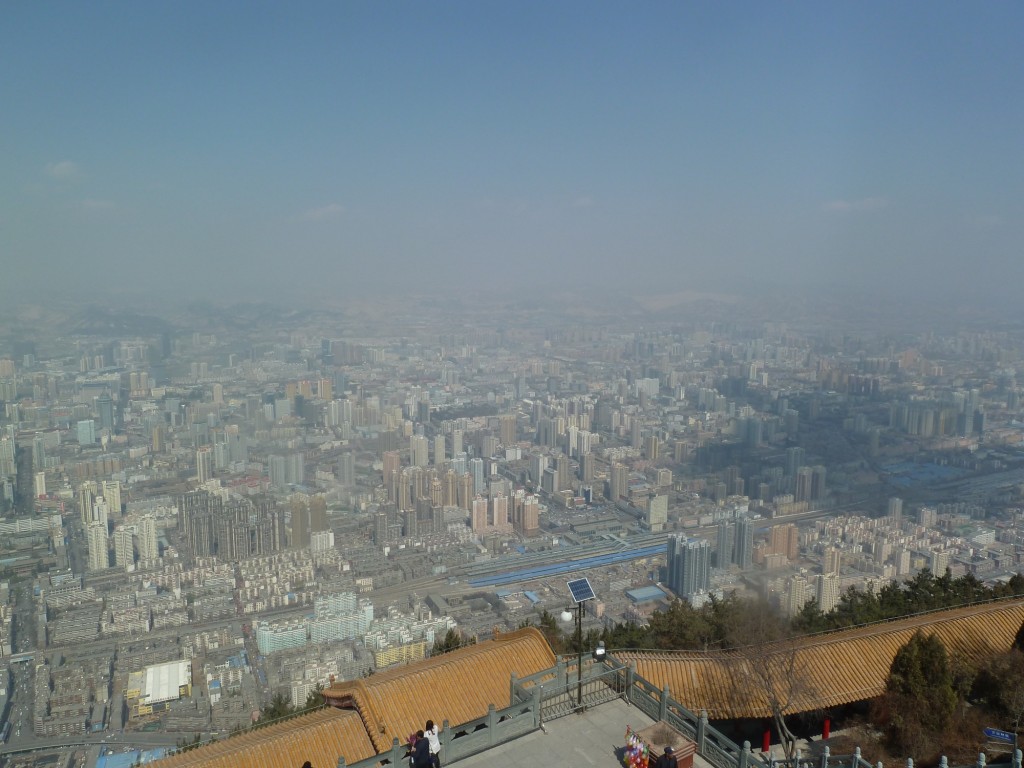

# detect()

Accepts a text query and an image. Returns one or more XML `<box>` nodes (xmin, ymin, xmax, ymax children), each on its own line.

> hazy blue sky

<box><xmin>3</xmin><ymin>2</ymin><xmax>1023</xmax><ymax>307</ymax></box>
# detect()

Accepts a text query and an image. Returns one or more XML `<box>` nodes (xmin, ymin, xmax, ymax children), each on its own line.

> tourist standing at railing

<box><xmin>424</xmin><ymin>719</ymin><xmax>442</xmax><ymax>768</ymax></box>
<box><xmin>410</xmin><ymin>730</ymin><xmax>432</xmax><ymax>768</ymax></box>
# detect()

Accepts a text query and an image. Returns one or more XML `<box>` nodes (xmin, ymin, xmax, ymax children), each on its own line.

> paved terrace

<box><xmin>455</xmin><ymin>698</ymin><xmax>716</xmax><ymax>768</ymax></box>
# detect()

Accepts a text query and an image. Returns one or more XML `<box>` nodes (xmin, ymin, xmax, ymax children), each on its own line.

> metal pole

<box><xmin>576</xmin><ymin>602</ymin><xmax>583</xmax><ymax>708</ymax></box>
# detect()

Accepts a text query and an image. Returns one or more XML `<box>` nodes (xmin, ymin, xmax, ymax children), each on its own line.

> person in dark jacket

<box><xmin>654</xmin><ymin>745</ymin><xmax>678</xmax><ymax>768</ymax></box>
<box><xmin>411</xmin><ymin>730</ymin><xmax>432</xmax><ymax>768</ymax></box>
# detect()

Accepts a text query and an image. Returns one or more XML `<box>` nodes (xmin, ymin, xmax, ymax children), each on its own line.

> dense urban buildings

<box><xmin>2</xmin><ymin>294</ymin><xmax>1024</xmax><ymax>765</ymax></box>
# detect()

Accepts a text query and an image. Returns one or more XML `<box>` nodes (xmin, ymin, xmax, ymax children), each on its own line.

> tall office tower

<box><xmin>644</xmin><ymin>435</ymin><xmax>659</xmax><ymax>461</ymax></box>
<box><xmin>433</xmin><ymin>434</ymin><xmax>446</xmax><ymax>466</ymax></box>
<box><xmin>647</xmin><ymin>494</ymin><xmax>668</xmax><ymax>532</ymax></box>
<box><xmin>336</xmin><ymin>452</ymin><xmax>354</xmax><ymax>487</ymax></box>
<box><xmin>178</xmin><ymin>490</ymin><xmax>217</xmax><ymax>557</ymax></box>
<box><xmin>437</xmin><ymin>469</ymin><xmax>454</xmax><ymax>506</ymax></box>
<box><xmin>894</xmin><ymin>548</ymin><xmax>911</xmax><ymax>576</ymax></box>
<box><xmin>783</xmin><ymin>575</ymin><xmax>809</xmax><ymax>617</ymax></box>
<box><xmin>87</xmin><ymin>522</ymin><xmax>109</xmax><ymax>571</ymax></box>
<box><xmin>402</xmin><ymin>507</ymin><xmax>418</xmax><ymax>539</ymax></box>
<box><xmin>471</xmin><ymin>496</ymin><xmax>489</xmax><ymax>532</ymax></box>
<box><xmin>715</xmin><ymin>523</ymin><xmax>733</xmax><ymax>569</ymax></box>
<box><xmin>810</xmin><ymin>466</ymin><xmax>827</xmax><ymax>501</ymax></box>
<box><xmin>269</xmin><ymin>455</ymin><xmax>288</xmax><ymax>489</ymax></box>
<box><xmin>470</xmin><ymin>458</ymin><xmax>485</xmax><ymax>494</ymax></box>
<box><xmin>317</xmin><ymin>378</ymin><xmax>333</xmax><ymax>401</ymax></box>
<box><xmin>416</xmin><ymin>398</ymin><xmax>431</xmax><ymax>426</ymax></box>
<box><xmin>77</xmin><ymin>419</ymin><xmax>96</xmax><ymax>446</ymax></box>
<box><xmin>733</xmin><ymin>516</ymin><xmax>753</xmax><ymax>569</ymax></box>
<box><xmin>196</xmin><ymin>446</ymin><xmax>213</xmax><ymax>484</ymax></box>
<box><xmin>499</xmin><ymin>414</ymin><xmax>517</xmax><ymax>446</ymax></box>
<box><xmin>78</xmin><ymin>482</ymin><xmax>96</xmax><ymax>525</ymax></box>
<box><xmin>396</xmin><ymin>469</ymin><xmax>412</xmax><ymax>512</ymax></box>
<box><xmin>785</xmin><ymin>447</ymin><xmax>805</xmax><ymax>477</ymax></box>
<box><xmin>451</xmin><ymin>451</ymin><xmax>467</xmax><ymax>476</ymax></box>
<box><xmin>666</xmin><ymin>535</ymin><xmax>710</xmax><ymax>598</ymax></box>
<box><xmin>92</xmin><ymin>497</ymin><xmax>110</xmax><ymax>529</ymax></box>
<box><xmin>97</xmin><ymin>391</ymin><xmax>115</xmax><ymax>432</ymax></box>
<box><xmin>457</xmin><ymin>473</ymin><xmax>474</xmax><ymax>511</ymax></box>
<box><xmin>534</xmin><ymin>417</ymin><xmax>553</xmax><ymax>448</ymax></box>
<box><xmin>580</xmin><ymin>452</ymin><xmax>595</xmax><ymax>484</ymax></box>
<box><xmin>794</xmin><ymin>467</ymin><xmax>813</xmax><ymax>502</ymax></box>
<box><xmin>630</xmin><ymin>420</ymin><xmax>642</xmax><ymax>450</ymax></box>
<box><xmin>887</xmin><ymin>497</ymin><xmax>903</xmax><ymax>523</ymax></box>
<box><xmin>151</xmin><ymin>424</ymin><xmax>166</xmax><ymax>453</ymax></box>
<box><xmin>482</xmin><ymin>435</ymin><xmax>500</xmax><ymax>458</ymax></box>
<box><xmin>815</xmin><ymin>573</ymin><xmax>840</xmax><ymax>614</ymax></box>
<box><xmin>610</xmin><ymin>463</ymin><xmax>628</xmax><ymax>502</ymax></box>
<box><xmin>113</xmin><ymin>527</ymin><xmax>135</xmax><ymax>570</ymax></box>
<box><xmin>555</xmin><ymin>454</ymin><xmax>571</xmax><ymax>492</ymax></box>
<box><xmin>0</xmin><ymin>435</ymin><xmax>14</xmax><ymax>478</ymax></box>
<box><xmin>491</xmin><ymin>494</ymin><xmax>510</xmax><ymax>531</ymax></box>
<box><xmin>429</xmin><ymin>477</ymin><xmax>444</xmax><ymax>508</ymax></box>
<box><xmin>291</xmin><ymin>500</ymin><xmax>311</xmax><ymax>548</ymax></box>
<box><xmin>373</xmin><ymin>510</ymin><xmax>389</xmax><ymax>545</ymax></box>
<box><xmin>410</xmin><ymin>435</ymin><xmax>429</xmax><ymax>468</ymax></box>
<box><xmin>770</xmin><ymin>524</ymin><xmax>799</xmax><ymax>560</ymax></box>
<box><xmin>450</xmin><ymin>430</ymin><xmax>463</xmax><ymax>458</ymax></box>
<box><xmin>541</xmin><ymin>467</ymin><xmax>558</xmax><ymax>494</ymax></box>
<box><xmin>823</xmin><ymin>546</ymin><xmax>842</xmax><ymax>576</ymax></box>
<box><xmin>673</xmin><ymin>440</ymin><xmax>688</xmax><ymax>463</ymax></box>
<box><xmin>138</xmin><ymin>515</ymin><xmax>159</xmax><ymax>561</ymax></box>
<box><xmin>32</xmin><ymin>435</ymin><xmax>46</xmax><ymax>469</ymax></box>
<box><xmin>382</xmin><ymin>451</ymin><xmax>401</xmax><ymax>500</ymax></box>
<box><xmin>930</xmin><ymin>550</ymin><xmax>951</xmax><ymax>574</ymax></box>
<box><xmin>529</xmin><ymin>454</ymin><xmax>548</xmax><ymax>484</ymax></box>
<box><xmin>519</xmin><ymin>494</ymin><xmax>540</xmax><ymax>536</ymax></box>
<box><xmin>375</xmin><ymin>427</ymin><xmax>396</xmax><ymax>453</ymax></box>
<box><xmin>213</xmin><ymin>442</ymin><xmax>230</xmax><ymax>470</ymax></box>
<box><xmin>310</xmin><ymin>496</ymin><xmax>329</xmax><ymax>534</ymax></box>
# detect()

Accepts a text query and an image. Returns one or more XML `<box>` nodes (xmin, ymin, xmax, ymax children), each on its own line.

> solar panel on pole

<box><xmin>567</xmin><ymin>577</ymin><xmax>596</xmax><ymax>603</ymax></box>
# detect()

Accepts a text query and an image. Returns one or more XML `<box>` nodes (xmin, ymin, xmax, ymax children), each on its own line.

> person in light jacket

<box><xmin>424</xmin><ymin>720</ymin><xmax>442</xmax><ymax>767</ymax></box>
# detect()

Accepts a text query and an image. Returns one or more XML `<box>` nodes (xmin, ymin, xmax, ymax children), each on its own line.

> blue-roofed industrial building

<box><xmin>625</xmin><ymin>585</ymin><xmax>668</xmax><ymax>604</ymax></box>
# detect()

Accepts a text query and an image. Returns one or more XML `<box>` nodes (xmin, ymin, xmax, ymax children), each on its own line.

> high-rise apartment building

<box><xmin>734</xmin><ymin>516</ymin><xmax>754</xmax><ymax>570</ymax></box>
<box><xmin>888</xmin><ymin>497</ymin><xmax>903</xmax><ymax>523</ymax></box>
<box><xmin>823</xmin><ymin>547</ymin><xmax>842</xmax><ymax>576</ymax></box>
<box><xmin>410</xmin><ymin>435</ymin><xmax>429</xmax><ymax>468</ymax></box>
<box><xmin>113</xmin><ymin>526</ymin><xmax>134</xmax><ymax>570</ymax></box>
<box><xmin>666</xmin><ymin>535</ymin><xmax>710</xmax><ymax>598</ymax></box>
<box><xmin>471</xmin><ymin>496</ymin><xmax>488</xmax><ymax>532</ymax></box>
<box><xmin>87</xmin><ymin>522</ymin><xmax>109</xmax><ymax>571</ymax></box>
<box><xmin>77</xmin><ymin>419</ymin><xmax>96</xmax><ymax>446</ymax></box>
<box><xmin>646</xmin><ymin>494</ymin><xmax>668</xmax><ymax>532</ymax></box>
<box><xmin>138</xmin><ymin>515</ymin><xmax>159</xmax><ymax>561</ymax></box>
<box><xmin>196</xmin><ymin>446</ymin><xmax>213</xmax><ymax>484</ymax></box>
<box><xmin>769</xmin><ymin>523</ymin><xmax>799</xmax><ymax>560</ymax></box>
<box><xmin>814</xmin><ymin>573</ymin><xmax>840</xmax><ymax>613</ymax></box>
<box><xmin>716</xmin><ymin>522</ymin><xmax>733</xmax><ymax>569</ymax></box>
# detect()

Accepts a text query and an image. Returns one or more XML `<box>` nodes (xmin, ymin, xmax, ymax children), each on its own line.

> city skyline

<box><xmin>3</xmin><ymin>2</ymin><xmax>1024</xmax><ymax>306</ymax></box>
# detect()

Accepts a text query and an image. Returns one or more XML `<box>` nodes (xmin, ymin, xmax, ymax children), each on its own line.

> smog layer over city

<box><xmin>2</xmin><ymin>5</ymin><xmax>1024</xmax><ymax>768</ymax></box>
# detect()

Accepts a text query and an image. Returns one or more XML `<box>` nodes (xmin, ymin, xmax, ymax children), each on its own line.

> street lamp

<box><xmin>563</xmin><ymin>577</ymin><xmax>597</xmax><ymax>709</ymax></box>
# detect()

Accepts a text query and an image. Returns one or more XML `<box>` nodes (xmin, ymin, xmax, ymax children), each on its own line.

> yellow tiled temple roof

<box><xmin>321</xmin><ymin>626</ymin><xmax>557</xmax><ymax>754</ymax></box>
<box><xmin>153</xmin><ymin>706</ymin><xmax>376</xmax><ymax>768</ymax></box>
<box><xmin>616</xmin><ymin>599</ymin><xmax>1024</xmax><ymax>719</ymax></box>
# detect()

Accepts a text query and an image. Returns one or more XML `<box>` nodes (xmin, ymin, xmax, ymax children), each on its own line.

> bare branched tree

<box><xmin>721</xmin><ymin>600</ymin><xmax>818</xmax><ymax>761</ymax></box>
